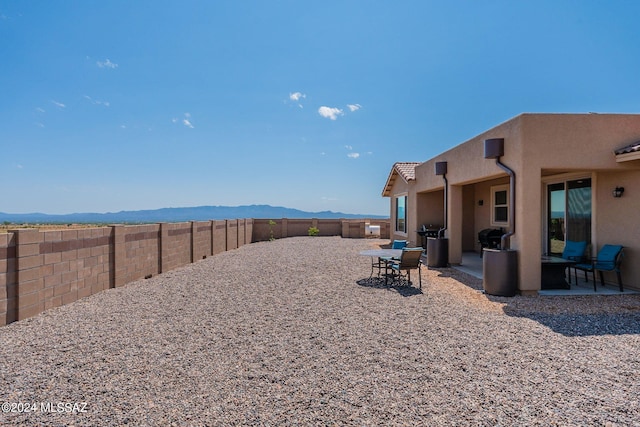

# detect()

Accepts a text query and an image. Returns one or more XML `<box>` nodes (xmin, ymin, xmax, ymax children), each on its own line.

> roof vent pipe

<box><xmin>435</xmin><ymin>161</ymin><xmax>448</xmax><ymax>239</ymax></box>
<box><xmin>483</xmin><ymin>138</ymin><xmax>515</xmax><ymax>250</ymax></box>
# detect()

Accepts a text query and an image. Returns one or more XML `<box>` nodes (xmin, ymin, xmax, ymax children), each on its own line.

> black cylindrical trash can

<box><xmin>426</xmin><ymin>237</ymin><xmax>449</xmax><ymax>268</ymax></box>
<box><xmin>483</xmin><ymin>249</ymin><xmax>518</xmax><ymax>296</ymax></box>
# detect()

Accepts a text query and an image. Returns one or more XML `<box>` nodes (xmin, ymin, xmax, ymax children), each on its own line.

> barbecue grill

<box><xmin>417</xmin><ymin>225</ymin><xmax>441</xmax><ymax>249</ymax></box>
<box><xmin>478</xmin><ymin>228</ymin><xmax>503</xmax><ymax>256</ymax></box>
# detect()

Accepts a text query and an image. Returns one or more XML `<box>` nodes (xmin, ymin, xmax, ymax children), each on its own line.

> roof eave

<box><xmin>615</xmin><ymin>151</ymin><xmax>640</xmax><ymax>163</ymax></box>
<box><xmin>382</xmin><ymin>164</ymin><xmax>416</xmax><ymax>197</ymax></box>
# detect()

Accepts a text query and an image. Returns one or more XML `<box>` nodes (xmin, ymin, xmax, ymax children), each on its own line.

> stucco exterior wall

<box><xmin>388</xmin><ymin>176</ymin><xmax>414</xmax><ymax>244</ymax></box>
<box><xmin>595</xmin><ymin>170</ymin><xmax>640</xmax><ymax>288</ymax></box>
<box><xmin>385</xmin><ymin>113</ymin><xmax>640</xmax><ymax>293</ymax></box>
<box><xmin>416</xmin><ymin>190</ymin><xmax>444</xmax><ymax>230</ymax></box>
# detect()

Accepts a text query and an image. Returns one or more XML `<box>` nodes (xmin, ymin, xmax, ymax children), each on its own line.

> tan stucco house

<box><xmin>383</xmin><ymin>113</ymin><xmax>640</xmax><ymax>294</ymax></box>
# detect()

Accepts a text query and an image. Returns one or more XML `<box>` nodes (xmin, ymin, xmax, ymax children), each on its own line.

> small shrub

<box><xmin>308</xmin><ymin>226</ymin><xmax>320</xmax><ymax>237</ymax></box>
<box><xmin>268</xmin><ymin>220</ymin><xmax>276</xmax><ymax>241</ymax></box>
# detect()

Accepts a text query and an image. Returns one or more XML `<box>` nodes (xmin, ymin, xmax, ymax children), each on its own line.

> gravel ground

<box><xmin>1</xmin><ymin>236</ymin><xmax>640</xmax><ymax>426</ymax></box>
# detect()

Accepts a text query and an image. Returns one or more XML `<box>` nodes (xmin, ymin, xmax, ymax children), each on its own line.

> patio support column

<box><xmin>448</xmin><ymin>184</ymin><xmax>463</xmax><ymax>265</ymax></box>
<box><xmin>517</xmin><ymin>167</ymin><xmax>543</xmax><ymax>295</ymax></box>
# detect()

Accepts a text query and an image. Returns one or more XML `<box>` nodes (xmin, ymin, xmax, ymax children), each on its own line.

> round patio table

<box><xmin>359</xmin><ymin>249</ymin><xmax>403</xmax><ymax>279</ymax></box>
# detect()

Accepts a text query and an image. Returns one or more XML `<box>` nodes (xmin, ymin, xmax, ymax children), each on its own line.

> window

<box><xmin>395</xmin><ymin>195</ymin><xmax>407</xmax><ymax>233</ymax></box>
<box><xmin>546</xmin><ymin>177</ymin><xmax>591</xmax><ymax>255</ymax></box>
<box><xmin>491</xmin><ymin>185</ymin><xmax>509</xmax><ymax>226</ymax></box>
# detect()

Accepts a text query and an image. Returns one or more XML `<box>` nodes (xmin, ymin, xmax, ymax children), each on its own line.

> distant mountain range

<box><xmin>0</xmin><ymin>205</ymin><xmax>388</xmax><ymax>224</ymax></box>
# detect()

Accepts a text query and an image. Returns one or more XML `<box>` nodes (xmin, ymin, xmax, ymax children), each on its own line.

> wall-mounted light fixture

<box><xmin>613</xmin><ymin>187</ymin><xmax>625</xmax><ymax>198</ymax></box>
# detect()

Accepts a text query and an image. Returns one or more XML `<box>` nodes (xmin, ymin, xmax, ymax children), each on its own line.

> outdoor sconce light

<box><xmin>613</xmin><ymin>187</ymin><xmax>625</xmax><ymax>198</ymax></box>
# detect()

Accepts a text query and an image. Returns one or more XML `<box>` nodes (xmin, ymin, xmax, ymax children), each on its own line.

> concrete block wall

<box><xmin>0</xmin><ymin>233</ymin><xmax>17</xmax><ymax>325</ymax></box>
<box><xmin>1</xmin><ymin>219</ymin><xmax>254</xmax><ymax>326</ymax></box>
<box><xmin>244</xmin><ymin>219</ymin><xmax>254</xmax><ymax>246</ymax></box>
<box><xmin>160</xmin><ymin>223</ymin><xmax>192</xmax><ymax>272</ymax></box>
<box><xmin>192</xmin><ymin>221</ymin><xmax>213</xmax><ymax>261</ymax></box>
<box><xmin>237</xmin><ymin>219</ymin><xmax>246</xmax><ymax>248</ymax></box>
<box><xmin>0</xmin><ymin>218</ymin><xmax>386</xmax><ymax>326</ymax></box>
<box><xmin>212</xmin><ymin>220</ymin><xmax>227</xmax><ymax>255</ymax></box>
<box><xmin>122</xmin><ymin>224</ymin><xmax>161</xmax><ymax>283</ymax></box>
<box><xmin>251</xmin><ymin>218</ymin><xmax>391</xmax><ymax>241</ymax></box>
<box><xmin>5</xmin><ymin>228</ymin><xmax>113</xmax><ymax>324</ymax></box>
<box><xmin>226</xmin><ymin>219</ymin><xmax>239</xmax><ymax>250</ymax></box>
<box><xmin>316</xmin><ymin>219</ymin><xmax>343</xmax><ymax>236</ymax></box>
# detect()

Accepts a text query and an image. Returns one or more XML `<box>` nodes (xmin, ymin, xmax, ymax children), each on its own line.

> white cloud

<box><xmin>16</xmin><ymin>164</ymin><xmax>23</xmax><ymax>169</ymax></box>
<box><xmin>347</xmin><ymin>152</ymin><xmax>360</xmax><ymax>159</ymax></box>
<box><xmin>289</xmin><ymin>92</ymin><xmax>305</xmax><ymax>102</ymax></box>
<box><xmin>318</xmin><ymin>106</ymin><xmax>343</xmax><ymax>120</ymax></box>
<box><xmin>172</xmin><ymin>113</ymin><xmax>194</xmax><ymax>128</ymax></box>
<box><xmin>347</xmin><ymin>104</ymin><xmax>361</xmax><ymax>112</ymax></box>
<box><xmin>345</xmin><ymin>145</ymin><xmax>353</xmax><ymax>150</ymax></box>
<box><xmin>36</xmin><ymin>107</ymin><xmax>45</xmax><ymax>113</ymax></box>
<box><xmin>97</xmin><ymin>58</ymin><xmax>118</xmax><ymax>69</ymax></box>
<box><xmin>51</xmin><ymin>100</ymin><xmax>66</xmax><ymax>108</ymax></box>
<box><xmin>289</xmin><ymin>92</ymin><xmax>306</xmax><ymax>109</ymax></box>
<box><xmin>35</xmin><ymin>122</ymin><xmax>45</xmax><ymax>128</ymax></box>
<box><xmin>84</xmin><ymin>95</ymin><xmax>110</xmax><ymax>107</ymax></box>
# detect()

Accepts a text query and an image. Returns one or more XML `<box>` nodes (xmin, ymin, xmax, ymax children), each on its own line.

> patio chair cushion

<box><xmin>380</xmin><ymin>240</ymin><xmax>409</xmax><ymax>263</ymax></box>
<box><xmin>562</xmin><ymin>240</ymin><xmax>587</xmax><ymax>262</ymax></box>
<box><xmin>391</xmin><ymin>240</ymin><xmax>408</xmax><ymax>249</ymax></box>
<box><xmin>593</xmin><ymin>244</ymin><xmax>623</xmax><ymax>271</ymax></box>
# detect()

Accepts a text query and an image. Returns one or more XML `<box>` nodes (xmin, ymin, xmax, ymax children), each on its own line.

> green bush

<box><xmin>268</xmin><ymin>220</ymin><xmax>276</xmax><ymax>241</ymax></box>
<box><xmin>308</xmin><ymin>226</ymin><xmax>320</xmax><ymax>236</ymax></box>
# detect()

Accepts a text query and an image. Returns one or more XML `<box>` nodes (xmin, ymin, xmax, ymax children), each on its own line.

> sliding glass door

<box><xmin>547</xmin><ymin>178</ymin><xmax>591</xmax><ymax>255</ymax></box>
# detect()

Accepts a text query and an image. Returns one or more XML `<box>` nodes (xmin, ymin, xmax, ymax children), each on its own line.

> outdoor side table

<box><xmin>541</xmin><ymin>256</ymin><xmax>576</xmax><ymax>290</ymax></box>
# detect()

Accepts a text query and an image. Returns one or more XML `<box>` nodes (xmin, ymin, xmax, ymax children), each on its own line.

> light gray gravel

<box><xmin>1</xmin><ymin>236</ymin><xmax>640</xmax><ymax>426</ymax></box>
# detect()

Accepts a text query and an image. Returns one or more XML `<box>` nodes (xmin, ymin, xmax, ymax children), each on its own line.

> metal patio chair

<box><xmin>373</xmin><ymin>240</ymin><xmax>407</xmax><ymax>277</ymax></box>
<box><xmin>574</xmin><ymin>244</ymin><xmax>624</xmax><ymax>292</ymax></box>
<box><xmin>561</xmin><ymin>240</ymin><xmax>587</xmax><ymax>284</ymax></box>
<box><xmin>385</xmin><ymin>247</ymin><xmax>424</xmax><ymax>288</ymax></box>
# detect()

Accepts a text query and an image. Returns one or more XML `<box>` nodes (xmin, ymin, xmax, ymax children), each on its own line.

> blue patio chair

<box><xmin>391</xmin><ymin>240</ymin><xmax>408</xmax><ymax>249</ymax></box>
<box><xmin>561</xmin><ymin>240</ymin><xmax>587</xmax><ymax>284</ymax></box>
<box><xmin>385</xmin><ymin>247</ymin><xmax>424</xmax><ymax>288</ymax></box>
<box><xmin>574</xmin><ymin>245</ymin><xmax>624</xmax><ymax>292</ymax></box>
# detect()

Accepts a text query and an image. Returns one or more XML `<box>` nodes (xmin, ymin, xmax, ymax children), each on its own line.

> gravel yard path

<box><xmin>1</xmin><ymin>236</ymin><xmax>640</xmax><ymax>426</ymax></box>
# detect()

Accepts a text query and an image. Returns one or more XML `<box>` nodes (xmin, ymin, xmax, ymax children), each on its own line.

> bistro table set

<box><xmin>358</xmin><ymin>247</ymin><xmax>424</xmax><ymax>288</ymax></box>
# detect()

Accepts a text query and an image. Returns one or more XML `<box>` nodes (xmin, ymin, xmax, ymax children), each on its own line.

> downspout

<box><xmin>435</xmin><ymin>162</ymin><xmax>448</xmax><ymax>239</ymax></box>
<box><xmin>484</xmin><ymin>138</ymin><xmax>515</xmax><ymax>250</ymax></box>
<box><xmin>495</xmin><ymin>158</ymin><xmax>515</xmax><ymax>250</ymax></box>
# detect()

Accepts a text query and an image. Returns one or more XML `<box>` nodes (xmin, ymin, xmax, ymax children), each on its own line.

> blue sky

<box><xmin>2</xmin><ymin>1</ymin><xmax>639</xmax><ymax>216</ymax></box>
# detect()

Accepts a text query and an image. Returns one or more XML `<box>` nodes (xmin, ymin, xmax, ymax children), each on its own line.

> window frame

<box><xmin>395</xmin><ymin>194</ymin><xmax>408</xmax><ymax>234</ymax></box>
<box><xmin>490</xmin><ymin>185</ymin><xmax>509</xmax><ymax>227</ymax></box>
